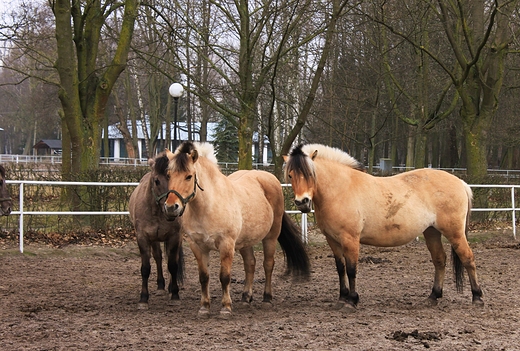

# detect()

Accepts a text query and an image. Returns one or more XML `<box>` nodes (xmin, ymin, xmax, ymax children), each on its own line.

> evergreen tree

<box><xmin>214</xmin><ymin>118</ymin><xmax>239</xmax><ymax>162</ymax></box>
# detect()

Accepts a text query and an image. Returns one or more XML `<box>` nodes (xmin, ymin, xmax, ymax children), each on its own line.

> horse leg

<box><xmin>218</xmin><ymin>241</ymin><xmax>235</xmax><ymax>316</ymax></box>
<box><xmin>166</xmin><ymin>237</ymin><xmax>182</xmax><ymax>300</ymax></box>
<box><xmin>261</xmin><ymin>238</ymin><xmax>277</xmax><ymax>306</ymax></box>
<box><xmin>189</xmin><ymin>241</ymin><xmax>211</xmax><ymax>316</ymax></box>
<box><xmin>151</xmin><ymin>241</ymin><xmax>165</xmax><ymax>291</ymax></box>
<box><xmin>339</xmin><ymin>235</ymin><xmax>360</xmax><ymax>308</ymax></box>
<box><xmin>137</xmin><ymin>237</ymin><xmax>152</xmax><ymax>309</ymax></box>
<box><xmin>450</xmin><ymin>236</ymin><xmax>484</xmax><ymax>305</ymax></box>
<box><xmin>423</xmin><ymin>227</ymin><xmax>446</xmax><ymax>304</ymax></box>
<box><xmin>325</xmin><ymin>236</ymin><xmax>350</xmax><ymax>309</ymax></box>
<box><xmin>239</xmin><ymin>246</ymin><xmax>256</xmax><ymax>304</ymax></box>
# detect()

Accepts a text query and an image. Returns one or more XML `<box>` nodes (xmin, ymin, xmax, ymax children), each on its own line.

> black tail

<box><xmin>451</xmin><ymin>247</ymin><xmax>464</xmax><ymax>293</ymax></box>
<box><xmin>165</xmin><ymin>241</ymin><xmax>185</xmax><ymax>286</ymax></box>
<box><xmin>452</xmin><ymin>193</ymin><xmax>471</xmax><ymax>293</ymax></box>
<box><xmin>277</xmin><ymin>213</ymin><xmax>310</xmax><ymax>280</ymax></box>
<box><xmin>176</xmin><ymin>244</ymin><xmax>185</xmax><ymax>285</ymax></box>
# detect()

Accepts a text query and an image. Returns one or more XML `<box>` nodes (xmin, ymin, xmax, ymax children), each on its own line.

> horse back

<box><xmin>228</xmin><ymin>170</ymin><xmax>284</xmax><ymax>209</ymax></box>
<box><xmin>226</xmin><ymin>170</ymin><xmax>285</xmax><ymax>246</ymax></box>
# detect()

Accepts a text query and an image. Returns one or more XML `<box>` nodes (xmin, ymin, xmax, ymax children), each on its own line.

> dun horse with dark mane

<box><xmin>284</xmin><ymin>144</ymin><xmax>483</xmax><ymax>309</ymax></box>
<box><xmin>163</xmin><ymin>141</ymin><xmax>310</xmax><ymax>317</ymax></box>
<box><xmin>129</xmin><ymin>152</ymin><xmax>184</xmax><ymax>309</ymax></box>
<box><xmin>0</xmin><ymin>165</ymin><xmax>12</xmax><ymax>216</ymax></box>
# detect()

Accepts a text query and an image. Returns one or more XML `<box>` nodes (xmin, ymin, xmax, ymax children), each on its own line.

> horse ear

<box><xmin>282</xmin><ymin>155</ymin><xmax>289</xmax><ymax>162</ymax></box>
<box><xmin>311</xmin><ymin>150</ymin><xmax>318</xmax><ymax>160</ymax></box>
<box><xmin>191</xmin><ymin>149</ymin><xmax>199</xmax><ymax>163</ymax></box>
<box><xmin>165</xmin><ymin>149</ymin><xmax>174</xmax><ymax>161</ymax></box>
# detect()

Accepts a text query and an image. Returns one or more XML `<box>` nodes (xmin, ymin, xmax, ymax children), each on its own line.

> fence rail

<box><xmin>3</xmin><ymin>180</ymin><xmax>520</xmax><ymax>253</ymax></box>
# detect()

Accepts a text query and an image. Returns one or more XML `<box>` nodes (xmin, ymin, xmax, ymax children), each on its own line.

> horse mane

<box><xmin>285</xmin><ymin>144</ymin><xmax>317</xmax><ymax>183</ymax></box>
<box><xmin>153</xmin><ymin>152</ymin><xmax>169</xmax><ymax>175</ymax></box>
<box><xmin>169</xmin><ymin>141</ymin><xmax>219</xmax><ymax>172</ymax></box>
<box><xmin>301</xmin><ymin>144</ymin><xmax>365</xmax><ymax>171</ymax></box>
<box><xmin>193</xmin><ymin>142</ymin><xmax>219</xmax><ymax>165</ymax></box>
<box><xmin>0</xmin><ymin>165</ymin><xmax>5</xmax><ymax>179</ymax></box>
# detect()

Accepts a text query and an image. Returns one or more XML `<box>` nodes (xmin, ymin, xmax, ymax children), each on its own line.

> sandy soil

<box><xmin>1</xmin><ymin>229</ymin><xmax>519</xmax><ymax>351</ymax></box>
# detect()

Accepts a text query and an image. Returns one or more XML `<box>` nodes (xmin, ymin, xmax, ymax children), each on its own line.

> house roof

<box><xmin>33</xmin><ymin>139</ymin><xmax>62</xmax><ymax>149</ymax></box>
<box><xmin>104</xmin><ymin>120</ymin><xmax>217</xmax><ymax>141</ymax></box>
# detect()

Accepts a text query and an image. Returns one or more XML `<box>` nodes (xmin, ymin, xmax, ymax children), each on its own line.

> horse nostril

<box><xmin>295</xmin><ymin>198</ymin><xmax>309</xmax><ymax>206</ymax></box>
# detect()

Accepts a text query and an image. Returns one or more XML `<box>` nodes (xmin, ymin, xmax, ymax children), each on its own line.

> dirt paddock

<box><xmin>1</xmin><ymin>229</ymin><xmax>519</xmax><ymax>350</ymax></box>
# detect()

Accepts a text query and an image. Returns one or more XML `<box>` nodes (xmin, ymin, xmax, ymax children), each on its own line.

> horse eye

<box><xmin>0</xmin><ymin>180</ymin><xmax>3</xmax><ymax>186</ymax></box>
<box><xmin>288</xmin><ymin>174</ymin><xmax>292</xmax><ymax>179</ymax></box>
<box><xmin>186</xmin><ymin>175</ymin><xmax>193</xmax><ymax>181</ymax></box>
<box><xmin>154</xmin><ymin>178</ymin><xmax>160</xmax><ymax>186</ymax></box>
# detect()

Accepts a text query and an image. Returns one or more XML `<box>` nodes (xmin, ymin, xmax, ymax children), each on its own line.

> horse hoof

<box><xmin>333</xmin><ymin>300</ymin><xmax>347</xmax><ymax>310</ymax></box>
<box><xmin>219</xmin><ymin>308</ymin><xmax>232</xmax><ymax>319</ymax></box>
<box><xmin>168</xmin><ymin>299</ymin><xmax>181</xmax><ymax>306</ymax></box>
<box><xmin>341</xmin><ymin>302</ymin><xmax>357</xmax><ymax>313</ymax></box>
<box><xmin>137</xmin><ymin>302</ymin><xmax>149</xmax><ymax>310</ymax></box>
<box><xmin>198</xmin><ymin>307</ymin><xmax>210</xmax><ymax>318</ymax></box>
<box><xmin>472</xmin><ymin>297</ymin><xmax>484</xmax><ymax>307</ymax></box>
<box><xmin>261</xmin><ymin>301</ymin><xmax>273</xmax><ymax>310</ymax></box>
<box><xmin>156</xmin><ymin>289</ymin><xmax>167</xmax><ymax>296</ymax></box>
<box><xmin>425</xmin><ymin>297</ymin><xmax>439</xmax><ymax>307</ymax></box>
<box><xmin>171</xmin><ymin>294</ymin><xmax>180</xmax><ymax>301</ymax></box>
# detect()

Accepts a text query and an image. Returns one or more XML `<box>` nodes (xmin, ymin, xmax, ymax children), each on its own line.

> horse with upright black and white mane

<box><xmin>162</xmin><ymin>141</ymin><xmax>310</xmax><ymax>317</ymax></box>
<box><xmin>284</xmin><ymin>143</ymin><xmax>484</xmax><ymax>309</ymax></box>
<box><xmin>0</xmin><ymin>165</ymin><xmax>12</xmax><ymax>216</ymax></box>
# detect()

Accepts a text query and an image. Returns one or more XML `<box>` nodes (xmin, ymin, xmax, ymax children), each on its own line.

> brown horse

<box><xmin>163</xmin><ymin>141</ymin><xmax>310</xmax><ymax>317</ymax></box>
<box><xmin>129</xmin><ymin>152</ymin><xmax>184</xmax><ymax>309</ymax></box>
<box><xmin>284</xmin><ymin>144</ymin><xmax>483</xmax><ymax>309</ymax></box>
<box><xmin>0</xmin><ymin>165</ymin><xmax>12</xmax><ymax>216</ymax></box>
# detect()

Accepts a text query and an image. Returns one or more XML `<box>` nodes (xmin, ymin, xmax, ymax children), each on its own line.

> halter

<box><xmin>152</xmin><ymin>174</ymin><xmax>204</xmax><ymax>207</ymax></box>
<box><xmin>0</xmin><ymin>197</ymin><xmax>11</xmax><ymax>202</ymax></box>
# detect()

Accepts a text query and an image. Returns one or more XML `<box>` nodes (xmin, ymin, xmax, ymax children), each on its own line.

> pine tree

<box><xmin>214</xmin><ymin>118</ymin><xmax>239</xmax><ymax>163</ymax></box>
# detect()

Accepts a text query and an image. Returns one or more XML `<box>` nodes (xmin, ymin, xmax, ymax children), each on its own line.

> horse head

<box><xmin>0</xmin><ymin>165</ymin><xmax>12</xmax><ymax>216</ymax></box>
<box><xmin>283</xmin><ymin>145</ymin><xmax>317</xmax><ymax>213</ymax></box>
<box><xmin>163</xmin><ymin>142</ymin><xmax>201</xmax><ymax>220</ymax></box>
<box><xmin>148</xmin><ymin>152</ymin><xmax>176</xmax><ymax>221</ymax></box>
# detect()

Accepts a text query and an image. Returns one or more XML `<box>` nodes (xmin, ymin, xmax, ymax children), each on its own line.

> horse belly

<box><xmin>360</xmin><ymin>213</ymin><xmax>433</xmax><ymax>247</ymax></box>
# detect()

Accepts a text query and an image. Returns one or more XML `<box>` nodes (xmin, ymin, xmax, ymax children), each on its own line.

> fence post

<box><xmin>19</xmin><ymin>182</ymin><xmax>24</xmax><ymax>253</ymax></box>
<box><xmin>512</xmin><ymin>187</ymin><xmax>516</xmax><ymax>240</ymax></box>
<box><xmin>301</xmin><ymin>213</ymin><xmax>308</xmax><ymax>244</ymax></box>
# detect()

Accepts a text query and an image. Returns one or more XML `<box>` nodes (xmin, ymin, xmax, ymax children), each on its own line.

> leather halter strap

<box><xmin>152</xmin><ymin>174</ymin><xmax>203</xmax><ymax>206</ymax></box>
<box><xmin>0</xmin><ymin>197</ymin><xmax>11</xmax><ymax>202</ymax></box>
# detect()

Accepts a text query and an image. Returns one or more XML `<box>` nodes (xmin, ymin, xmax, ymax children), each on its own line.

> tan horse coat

<box><xmin>284</xmin><ymin>143</ymin><xmax>483</xmax><ymax>308</ymax></box>
<box><xmin>164</xmin><ymin>142</ymin><xmax>309</xmax><ymax>317</ymax></box>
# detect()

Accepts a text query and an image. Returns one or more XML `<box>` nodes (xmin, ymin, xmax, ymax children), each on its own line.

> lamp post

<box><xmin>169</xmin><ymin>83</ymin><xmax>184</xmax><ymax>149</ymax></box>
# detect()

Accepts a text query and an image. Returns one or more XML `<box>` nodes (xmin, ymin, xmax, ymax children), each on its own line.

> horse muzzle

<box><xmin>163</xmin><ymin>202</ymin><xmax>185</xmax><ymax>220</ymax></box>
<box><xmin>294</xmin><ymin>197</ymin><xmax>312</xmax><ymax>213</ymax></box>
<box><xmin>0</xmin><ymin>202</ymin><xmax>12</xmax><ymax>216</ymax></box>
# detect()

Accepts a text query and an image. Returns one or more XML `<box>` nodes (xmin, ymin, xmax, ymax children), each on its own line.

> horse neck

<box><xmin>313</xmin><ymin>159</ymin><xmax>353</xmax><ymax>205</ymax></box>
<box><xmin>187</xmin><ymin>160</ymin><xmax>227</xmax><ymax>213</ymax></box>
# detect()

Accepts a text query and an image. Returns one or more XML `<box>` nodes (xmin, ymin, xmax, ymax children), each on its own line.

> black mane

<box><xmin>172</xmin><ymin>141</ymin><xmax>196</xmax><ymax>172</ymax></box>
<box><xmin>153</xmin><ymin>154</ymin><xmax>169</xmax><ymax>175</ymax></box>
<box><xmin>286</xmin><ymin>144</ymin><xmax>316</xmax><ymax>182</ymax></box>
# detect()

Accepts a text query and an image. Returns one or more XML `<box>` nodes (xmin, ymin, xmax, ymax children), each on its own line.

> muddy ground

<box><xmin>1</xmin><ymin>228</ymin><xmax>519</xmax><ymax>351</ymax></box>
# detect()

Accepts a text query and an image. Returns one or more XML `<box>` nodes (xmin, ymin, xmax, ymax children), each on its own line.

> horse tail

<box><xmin>277</xmin><ymin>212</ymin><xmax>310</xmax><ymax>280</ymax></box>
<box><xmin>177</xmin><ymin>244</ymin><xmax>185</xmax><ymax>285</ymax></box>
<box><xmin>165</xmin><ymin>241</ymin><xmax>185</xmax><ymax>285</ymax></box>
<box><xmin>452</xmin><ymin>181</ymin><xmax>472</xmax><ymax>293</ymax></box>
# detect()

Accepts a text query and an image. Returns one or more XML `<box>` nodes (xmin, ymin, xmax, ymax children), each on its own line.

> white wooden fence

<box><xmin>3</xmin><ymin>181</ymin><xmax>519</xmax><ymax>253</ymax></box>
